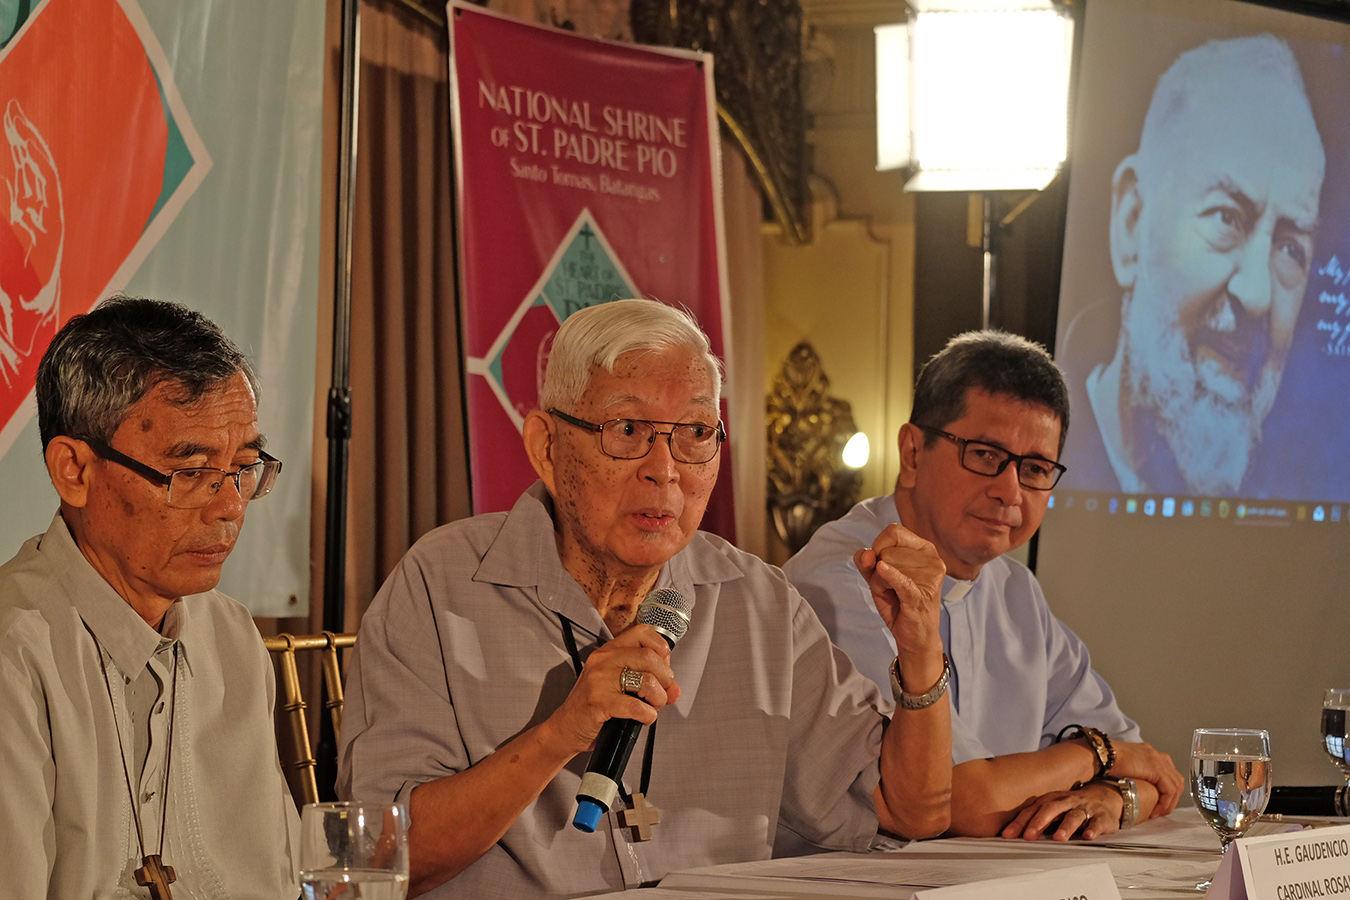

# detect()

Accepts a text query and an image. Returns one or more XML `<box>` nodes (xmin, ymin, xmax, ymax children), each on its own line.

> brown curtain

<box><xmin>339</xmin><ymin>0</ymin><xmax>472</xmax><ymax>630</ymax></box>
<box><xmin>295</xmin><ymin>0</ymin><xmax>474</xmax><ymax>638</ymax></box>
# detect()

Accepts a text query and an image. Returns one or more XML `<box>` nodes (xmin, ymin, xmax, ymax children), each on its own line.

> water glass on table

<box><xmin>300</xmin><ymin>801</ymin><xmax>410</xmax><ymax>900</ymax></box>
<box><xmin>1322</xmin><ymin>689</ymin><xmax>1350</xmax><ymax>784</ymax></box>
<box><xmin>1190</xmin><ymin>728</ymin><xmax>1272</xmax><ymax>852</ymax></box>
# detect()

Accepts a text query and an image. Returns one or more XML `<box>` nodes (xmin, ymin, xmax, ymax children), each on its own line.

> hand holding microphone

<box><xmin>573</xmin><ymin>588</ymin><xmax>692</xmax><ymax>833</ymax></box>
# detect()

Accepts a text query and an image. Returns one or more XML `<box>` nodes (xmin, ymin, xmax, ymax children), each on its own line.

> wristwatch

<box><xmin>890</xmin><ymin>654</ymin><xmax>950</xmax><ymax>710</ymax></box>
<box><xmin>1099</xmin><ymin>776</ymin><xmax>1139</xmax><ymax>829</ymax></box>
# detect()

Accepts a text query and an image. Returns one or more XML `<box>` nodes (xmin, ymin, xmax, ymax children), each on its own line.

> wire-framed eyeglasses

<box><xmin>549</xmin><ymin>409</ymin><xmax>726</xmax><ymax>464</ymax></box>
<box><xmin>84</xmin><ymin>438</ymin><xmax>283</xmax><ymax>508</ymax></box>
<box><xmin>915</xmin><ymin>424</ymin><xmax>1065</xmax><ymax>491</ymax></box>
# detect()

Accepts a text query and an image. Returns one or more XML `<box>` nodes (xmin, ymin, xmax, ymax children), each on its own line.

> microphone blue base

<box><xmin>573</xmin><ymin>771</ymin><xmax>620</xmax><ymax>832</ymax></box>
<box><xmin>573</xmin><ymin>797</ymin><xmax>606</xmax><ymax>833</ymax></box>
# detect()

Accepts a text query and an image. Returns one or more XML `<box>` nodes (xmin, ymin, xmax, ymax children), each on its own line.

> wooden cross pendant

<box><xmin>619</xmin><ymin>791</ymin><xmax>661</xmax><ymax>842</ymax></box>
<box><xmin>135</xmin><ymin>855</ymin><xmax>176</xmax><ymax>900</ymax></box>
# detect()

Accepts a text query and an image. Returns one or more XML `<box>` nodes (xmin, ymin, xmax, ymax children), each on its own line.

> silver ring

<box><xmin>619</xmin><ymin>666</ymin><xmax>643</xmax><ymax>696</ymax></box>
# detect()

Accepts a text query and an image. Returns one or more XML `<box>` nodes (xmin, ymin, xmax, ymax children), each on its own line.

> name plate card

<box><xmin>913</xmin><ymin>862</ymin><xmax>1122</xmax><ymax>900</ymax></box>
<box><xmin>1210</xmin><ymin>824</ymin><xmax>1350</xmax><ymax>900</ymax></box>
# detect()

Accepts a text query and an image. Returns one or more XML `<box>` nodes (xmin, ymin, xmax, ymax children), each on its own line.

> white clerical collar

<box><xmin>943</xmin><ymin>578</ymin><xmax>974</xmax><ymax>605</ymax></box>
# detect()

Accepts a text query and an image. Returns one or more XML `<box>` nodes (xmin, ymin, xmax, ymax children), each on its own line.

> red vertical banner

<box><xmin>448</xmin><ymin>2</ymin><xmax>735</xmax><ymax>538</ymax></box>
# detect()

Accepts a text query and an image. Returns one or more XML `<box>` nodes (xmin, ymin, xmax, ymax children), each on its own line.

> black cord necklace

<box><xmin>90</xmin><ymin>626</ymin><xmax>179</xmax><ymax>900</ymax></box>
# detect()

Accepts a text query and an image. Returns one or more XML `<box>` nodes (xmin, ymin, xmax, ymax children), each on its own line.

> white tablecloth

<box><xmin>585</xmin><ymin>811</ymin><xmax>1349</xmax><ymax>899</ymax></box>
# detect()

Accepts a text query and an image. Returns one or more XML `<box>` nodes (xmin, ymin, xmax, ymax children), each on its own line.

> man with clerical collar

<box><xmin>786</xmin><ymin>331</ymin><xmax>1185</xmax><ymax>840</ymax></box>
<box><xmin>339</xmin><ymin>299</ymin><xmax>952</xmax><ymax>898</ymax></box>
<box><xmin>0</xmin><ymin>297</ymin><xmax>299</xmax><ymax>897</ymax></box>
<box><xmin>1058</xmin><ymin>34</ymin><xmax>1325</xmax><ymax>497</ymax></box>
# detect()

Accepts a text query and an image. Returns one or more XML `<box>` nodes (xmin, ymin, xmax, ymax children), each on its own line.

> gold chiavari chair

<box><xmin>263</xmin><ymin>631</ymin><xmax>357</xmax><ymax>805</ymax></box>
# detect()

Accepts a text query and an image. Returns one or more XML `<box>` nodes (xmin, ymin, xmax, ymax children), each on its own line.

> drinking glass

<box><xmin>300</xmin><ymin>801</ymin><xmax>409</xmax><ymax>900</ymax></box>
<box><xmin>1321</xmin><ymin>689</ymin><xmax>1350</xmax><ymax>782</ymax></box>
<box><xmin>1190</xmin><ymin>728</ymin><xmax>1272</xmax><ymax>852</ymax></box>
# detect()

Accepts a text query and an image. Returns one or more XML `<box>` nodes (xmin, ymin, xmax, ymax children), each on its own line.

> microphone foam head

<box><xmin>636</xmin><ymin>588</ymin><xmax>692</xmax><ymax>646</ymax></box>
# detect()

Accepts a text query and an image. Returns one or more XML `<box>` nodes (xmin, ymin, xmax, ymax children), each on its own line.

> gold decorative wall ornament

<box><xmin>630</xmin><ymin>0</ymin><xmax>810</xmax><ymax>244</ymax></box>
<box><xmin>766</xmin><ymin>341</ymin><xmax>862</xmax><ymax>553</ymax></box>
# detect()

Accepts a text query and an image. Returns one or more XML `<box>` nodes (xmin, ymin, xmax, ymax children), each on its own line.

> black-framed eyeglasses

<box><xmin>549</xmin><ymin>409</ymin><xmax>726</xmax><ymax>464</ymax></box>
<box><xmin>915</xmin><ymin>424</ymin><xmax>1065</xmax><ymax>491</ymax></box>
<box><xmin>84</xmin><ymin>438</ymin><xmax>283</xmax><ymax>509</ymax></box>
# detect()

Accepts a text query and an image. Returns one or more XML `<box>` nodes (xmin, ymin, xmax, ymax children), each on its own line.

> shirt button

<box><xmin>143</xmin><ymin>789</ymin><xmax>156</xmax><ymax>803</ymax></box>
<box><xmin>155</xmin><ymin>702</ymin><xmax>165</xmax><ymax>714</ymax></box>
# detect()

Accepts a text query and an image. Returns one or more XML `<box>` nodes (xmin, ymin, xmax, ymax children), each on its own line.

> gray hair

<box><xmin>1136</xmin><ymin>35</ymin><xmax>1322</xmax><ymax>187</ymax></box>
<box><xmin>911</xmin><ymin>330</ymin><xmax>1069</xmax><ymax>455</ymax></box>
<box><xmin>539</xmin><ymin>299</ymin><xmax>723</xmax><ymax>411</ymax></box>
<box><xmin>36</xmin><ymin>296</ymin><xmax>256</xmax><ymax>450</ymax></box>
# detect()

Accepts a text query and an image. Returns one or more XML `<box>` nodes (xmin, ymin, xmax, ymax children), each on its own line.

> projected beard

<box><xmin>1121</xmin><ymin>288</ymin><xmax>1283</xmax><ymax>496</ymax></box>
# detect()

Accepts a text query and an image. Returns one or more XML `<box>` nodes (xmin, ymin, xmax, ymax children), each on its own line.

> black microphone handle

<box><xmin>585</xmin><ymin>626</ymin><xmax>679</xmax><ymax>788</ymax></box>
<box><xmin>573</xmin><ymin>715</ymin><xmax>646</xmax><ymax>832</ymax></box>
<box><xmin>573</xmin><ymin>635</ymin><xmax>673</xmax><ymax>831</ymax></box>
<box><xmin>578</xmin><ymin>718</ymin><xmax>643</xmax><ymax>798</ymax></box>
<box><xmin>572</xmin><ymin>587</ymin><xmax>691</xmax><ymax>832</ymax></box>
<box><xmin>1267</xmin><ymin>785</ymin><xmax>1349</xmax><ymax>817</ymax></box>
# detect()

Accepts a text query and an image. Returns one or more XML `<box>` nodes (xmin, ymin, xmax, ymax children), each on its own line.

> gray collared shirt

<box><xmin>339</xmin><ymin>481</ymin><xmax>887</xmax><ymax>899</ymax></box>
<box><xmin>0</xmin><ymin>513</ymin><xmax>300</xmax><ymax>898</ymax></box>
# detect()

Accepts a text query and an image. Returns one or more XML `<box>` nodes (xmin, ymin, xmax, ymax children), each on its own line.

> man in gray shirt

<box><xmin>0</xmin><ymin>297</ymin><xmax>298</xmax><ymax>898</ymax></box>
<box><xmin>340</xmin><ymin>299</ymin><xmax>953</xmax><ymax>898</ymax></box>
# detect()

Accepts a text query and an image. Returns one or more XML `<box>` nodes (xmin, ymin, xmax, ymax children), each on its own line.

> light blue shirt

<box><xmin>783</xmin><ymin>494</ymin><xmax>1140</xmax><ymax>765</ymax></box>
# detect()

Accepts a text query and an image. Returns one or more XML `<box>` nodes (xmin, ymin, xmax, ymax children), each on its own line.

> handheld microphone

<box><xmin>1267</xmin><ymin>785</ymin><xmax>1350</xmax><ymax>817</ymax></box>
<box><xmin>572</xmin><ymin>587</ymin><xmax>692</xmax><ymax>833</ymax></box>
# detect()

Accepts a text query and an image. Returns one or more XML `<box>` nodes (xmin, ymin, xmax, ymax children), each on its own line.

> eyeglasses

<box><xmin>549</xmin><ymin>409</ymin><xmax>726</xmax><ymax>464</ymax></box>
<box><xmin>84</xmin><ymin>438</ymin><xmax>283</xmax><ymax>509</ymax></box>
<box><xmin>915</xmin><ymin>424</ymin><xmax>1065</xmax><ymax>491</ymax></box>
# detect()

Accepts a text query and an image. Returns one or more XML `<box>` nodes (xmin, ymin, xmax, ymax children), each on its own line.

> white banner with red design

<box><xmin>0</xmin><ymin>0</ymin><xmax>323</xmax><ymax>616</ymax></box>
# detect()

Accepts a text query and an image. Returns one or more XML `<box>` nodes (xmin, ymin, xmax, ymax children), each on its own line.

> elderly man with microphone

<box><xmin>338</xmin><ymin>299</ymin><xmax>951</xmax><ymax>898</ymax></box>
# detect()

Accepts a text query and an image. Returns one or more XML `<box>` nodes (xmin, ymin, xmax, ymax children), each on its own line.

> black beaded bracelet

<box><xmin>1055</xmin><ymin>723</ymin><xmax>1113</xmax><ymax>779</ymax></box>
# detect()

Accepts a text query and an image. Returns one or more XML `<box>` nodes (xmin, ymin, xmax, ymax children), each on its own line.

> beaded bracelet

<box><xmin>1055</xmin><ymin>723</ymin><xmax>1115</xmax><ymax>779</ymax></box>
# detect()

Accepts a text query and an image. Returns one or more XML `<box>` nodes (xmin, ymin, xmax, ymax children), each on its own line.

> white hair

<box><xmin>538</xmin><ymin>299</ymin><xmax>724</xmax><ymax>412</ymax></box>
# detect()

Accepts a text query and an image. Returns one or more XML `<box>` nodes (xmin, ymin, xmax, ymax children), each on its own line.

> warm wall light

<box><xmin>842</xmin><ymin>432</ymin><xmax>870</xmax><ymax>469</ymax></box>
<box><xmin>766</xmin><ymin>342</ymin><xmax>864</xmax><ymax>554</ymax></box>
<box><xmin>876</xmin><ymin>3</ymin><xmax>1073</xmax><ymax>191</ymax></box>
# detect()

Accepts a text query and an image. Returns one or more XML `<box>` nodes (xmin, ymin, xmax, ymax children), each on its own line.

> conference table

<box><xmin>588</xmin><ymin>810</ymin><xmax>1348</xmax><ymax>899</ymax></box>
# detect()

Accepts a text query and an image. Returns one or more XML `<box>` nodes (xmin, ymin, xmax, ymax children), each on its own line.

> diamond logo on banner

<box><xmin>0</xmin><ymin>0</ymin><xmax>211</xmax><ymax>462</ymax></box>
<box><xmin>471</xmin><ymin>209</ymin><xmax>640</xmax><ymax>429</ymax></box>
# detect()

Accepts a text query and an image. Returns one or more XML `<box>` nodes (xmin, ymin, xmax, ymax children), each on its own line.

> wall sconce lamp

<box><xmin>766</xmin><ymin>342</ymin><xmax>866</xmax><ymax>555</ymax></box>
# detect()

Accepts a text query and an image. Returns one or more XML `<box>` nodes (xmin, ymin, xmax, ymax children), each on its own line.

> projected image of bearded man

<box><xmin>1087</xmin><ymin>35</ymin><xmax>1324</xmax><ymax>496</ymax></box>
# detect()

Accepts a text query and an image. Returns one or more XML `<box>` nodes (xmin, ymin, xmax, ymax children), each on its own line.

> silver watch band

<box><xmin>889</xmin><ymin>654</ymin><xmax>950</xmax><ymax>710</ymax></box>
<box><xmin>1099</xmin><ymin>776</ymin><xmax>1139</xmax><ymax>829</ymax></box>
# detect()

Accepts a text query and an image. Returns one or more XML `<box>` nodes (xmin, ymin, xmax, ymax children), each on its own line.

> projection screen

<box><xmin>1039</xmin><ymin>0</ymin><xmax>1350</xmax><ymax>785</ymax></box>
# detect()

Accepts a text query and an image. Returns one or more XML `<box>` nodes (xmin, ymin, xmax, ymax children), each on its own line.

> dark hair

<box><xmin>910</xmin><ymin>330</ymin><xmax>1070</xmax><ymax>455</ymax></box>
<box><xmin>36</xmin><ymin>296</ymin><xmax>256</xmax><ymax>450</ymax></box>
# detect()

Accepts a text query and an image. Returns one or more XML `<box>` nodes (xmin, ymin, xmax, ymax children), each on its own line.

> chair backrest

<box><xmin>263</xmin><ymin>631</ymin><xmax>357</xmax><ymax>805</ymax></box>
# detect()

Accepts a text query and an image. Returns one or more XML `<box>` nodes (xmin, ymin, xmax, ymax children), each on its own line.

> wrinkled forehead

<box><xmin>120</xmin><ymin>371</ymin><xmax>260</xmax><ymax>432</ymax></box>
<box><xmin>586</xmin><ymin>346</ymin><xmax>721</xmax><ymax>408</ymax></box>
<box><xmin>147</xmin><ymin>372</ymin><xmax>257</xmax><ymax>413</ymax></box>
